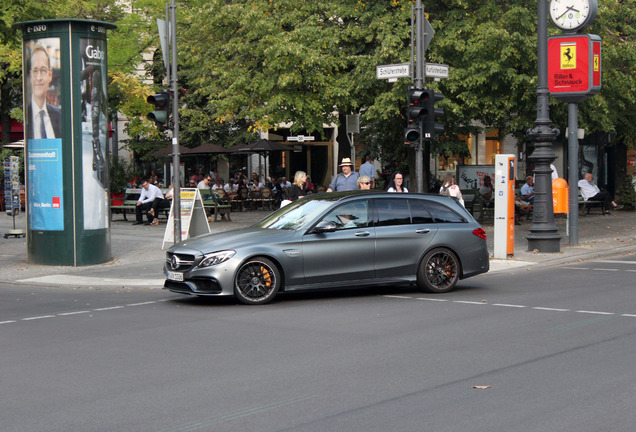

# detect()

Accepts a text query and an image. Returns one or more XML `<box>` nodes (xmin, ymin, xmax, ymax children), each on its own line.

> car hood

<box><xmin>169</xmin><ymin>227</ymin><xmax>297</xmax><ymax>254</ymax></box>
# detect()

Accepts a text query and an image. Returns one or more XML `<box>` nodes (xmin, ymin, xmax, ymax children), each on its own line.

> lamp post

<box><xmin>525</xmin><ymin>0</ymin><xmax>562</xmax><ymax>253</ymax></box>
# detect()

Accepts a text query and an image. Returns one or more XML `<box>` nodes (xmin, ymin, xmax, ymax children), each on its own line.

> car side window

<box><xmin>375</xmin><ymin>198</ymin><xmax>411</xmax><ymax>227</ymax></box>
<box><xmin>424</xmin><ymin>201</ymin><xmax>466</xmax><ymax>223</ymax></box>
<box><xmin>321</xmin><ymin>201</ymin><xmax>369</xmax><ymax>230</ymax></box>
<box><xmin>408</xmin><ymin>199</ymin><xmax>435</xmax><ymax>224</ymax></box>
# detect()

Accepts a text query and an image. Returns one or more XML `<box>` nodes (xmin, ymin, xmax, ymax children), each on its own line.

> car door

<box><xmin>302</xmin><ymin>200</ymin><xmax>376</xmax><ymax>286</ymax></box>
<box><xmin>373</xmin><ymin>197</ymin><xmax>438</xmax><ymax>278</ymax></box>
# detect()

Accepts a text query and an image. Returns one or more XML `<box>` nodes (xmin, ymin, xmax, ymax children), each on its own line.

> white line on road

<box><xmin>621</xmin><ymin>314</ymin><xmax>636</xmax><ymax>317</ymax></box>
<box><xmin>93</xmin><ymin>306</ymin><xmax>124</xmax><ymax>311</ymax></box>
<box><xmin>493</xmin><ymin>304</ymin><xmax>527</xmax><ymax>308</ymax></box>
<box><xmin>416</xmin><ymin>298</ymin><xmax>449</xmax><ymax>302</ymax></box>
<box><xmin>22</xmin><ymin>315</ymin><xmax>55</xmax><ymax>321</ymax></box>
<box><xmin>126</xmin><ymin>301</ymin><xmax>157</xmax><ymax>307</ymax></box>
<box><xmin>576</xmin><ymin>310</ymin><xmax>615</xmax><ymax>315</ymax></box>
<box><xmin>384</xmin><ymin>295</ymin><xmax>413</xmax><ymax>299</ymax></box>
<box><xmin>0</xmin><ymin>321</ymin><xmax>16</xmax><ymax>325</ymax></box>
<box><xmin>58</xmin><ymin>311</ymin><xmax>90</xmax><ymax>316</ymax></box>
<box><xmin>454</xmin><ymin>301</ymin><xmax>487</xmax><ymax>305</ymax></box>
<box><xmin>532</xmin><ymin>307</ymin><xmax>571</xmax><ymax>312</ymax></box>
<box><xmin>592</xmin><ymin>268</ymin><xmax>620</xmax><ymax>272</ymax></box>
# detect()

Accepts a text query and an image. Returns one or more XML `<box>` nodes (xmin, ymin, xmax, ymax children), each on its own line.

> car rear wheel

<box><xmin>234</xmin><ymin>257</ymin><xmax>280</xmax><ymax>305</ymax></box>
<box><xmin>417</xmin><ymin>248</ymin><xmax>460</xmax><ymax>293</ymax></box>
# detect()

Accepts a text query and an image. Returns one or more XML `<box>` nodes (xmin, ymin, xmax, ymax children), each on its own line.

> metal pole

<box><xmin>567</xmin><ymin>103</ymin><xmax>579</xmax><ymax>245</ymax></box>
<box><xmin>526</xmin><ymin>0</ymin><xmax>561</xmax><ymax>252</ymax></box>
<box><xmin>170</xmin><ymin>0</ymin><xmax>181</xmax><ymax>243</ymax></box>
<box><xmin>164</xmin><ymin>4</ymin><xmax>170</xmax><ymax>85</ymax></box>
<box><xmin>414</xmin><ymin>0</ymin><xmax>424</xmax><ymax>192</ymax></box>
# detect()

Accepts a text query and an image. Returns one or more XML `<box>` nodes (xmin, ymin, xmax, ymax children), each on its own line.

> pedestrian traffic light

<box><xmin>421</xmin><ymin>88</ymin><xmax>444</xmax><ymax>140</ymax></box>
<box><xmin>147</xmin><ymin>91</ymin><xmax>170</xmax><ymax>131</ymax></box>
<box><xmin>404</xmin><ymin>88</ymin><xmax>425</xmax><ymax>145</ymax></box>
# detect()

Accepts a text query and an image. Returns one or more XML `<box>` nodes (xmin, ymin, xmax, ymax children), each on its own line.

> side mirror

<box><xmin>308</xmin><ymin>220</ymin><xmax>337</xmax><ymax>234</ymax></box>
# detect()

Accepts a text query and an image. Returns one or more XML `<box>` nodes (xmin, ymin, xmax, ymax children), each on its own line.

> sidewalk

<box><xmin>0</xmin><ymin>208</ymin><xmax>634</xmax><ymax>289</ymax></box>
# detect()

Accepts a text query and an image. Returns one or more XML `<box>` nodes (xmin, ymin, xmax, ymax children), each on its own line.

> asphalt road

<box><xmin>2</xmin><ymin>253</ymin><xmax>636</xmax><ymax>432</ymax></box>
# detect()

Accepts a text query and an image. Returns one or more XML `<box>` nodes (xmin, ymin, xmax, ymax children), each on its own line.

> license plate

<box><xmin>167</xmin><ymin>271</ymin><xmax>183</xmax><ymax>281</ymax></box>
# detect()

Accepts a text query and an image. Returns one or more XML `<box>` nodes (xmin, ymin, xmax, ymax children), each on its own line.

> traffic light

<box><xmin>147</xmin><ymin>91</ymin><xmax>170</xmax><ymax>131</ymax></box>
<box><xmin>404</xmin><ymin>88</ymin><xmax>425</xmax><ymax>145</ymax></box>
<box><xmin>421</xmin><ymin>88</ymin><xmax>444</xmax><ymax>140</ymax></box>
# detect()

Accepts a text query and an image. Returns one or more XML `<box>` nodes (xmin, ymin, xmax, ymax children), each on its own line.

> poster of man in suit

<box><xmin>25</xmin><ymin>38</ymin><xmax>64</xmax><ymax>231</ymax></box>
<box><xmin>26</xmin><ymin>39</ymin><xmax>62</xmax><ymax>140</ymax></box>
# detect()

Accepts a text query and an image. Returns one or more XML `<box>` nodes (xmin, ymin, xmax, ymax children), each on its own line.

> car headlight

<box><xmin>199</xmin><ymin>250</ymin><xmax>236</xmax><ymax>268</ymax></box>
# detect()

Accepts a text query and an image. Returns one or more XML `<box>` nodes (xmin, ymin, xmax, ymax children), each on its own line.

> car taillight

<box><xmin>472</xmin><ymin>227</ymin><xmax>487</xmax><ymax>239</ymax></box>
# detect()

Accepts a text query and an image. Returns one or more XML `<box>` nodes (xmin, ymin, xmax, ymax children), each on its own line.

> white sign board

<box><xmin>425</xmin><ymin>63</ymin><xmax>449</xmax><ymax>79</ymax></box>
<box><xmin>162</xmin><ymin>188</ymin><xmax>210</xmax><ymax>249</ymax></box>
<box><xmin>376</xmin><ymin>63</ymin><xmax>411</xmax><ymax>80</ymax></box>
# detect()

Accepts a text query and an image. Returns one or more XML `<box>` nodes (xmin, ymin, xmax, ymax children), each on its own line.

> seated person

<box><xmin>514</xmin><ymin>196</ymin><xmax>532</xmax><ymax>224</ymax></box>
<box><xmin>578</xmin><ymin>172</ymin><xmax>622</xmax><ymax>215</ymax></box>
<box><xmin>135</xmin><ymin>178</ymin><xmax>164</xmax><ymax>226</ymax></box>
<box><xmin>150</xmin><ymin>184</ymin><xmax>173</xmax><ymax>221</ymax></box>
<box><xmin>480</xmin><ymin>175</ymin><xmax>494</xmax><ymax>207</ymax></box>
<box><xmin>521</xmin><ymin>176</ymin><xmax>535</xmax><ymax>204</ymax></box>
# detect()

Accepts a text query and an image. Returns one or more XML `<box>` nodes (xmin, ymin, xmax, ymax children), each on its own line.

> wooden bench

<box><xmin>578</xmin><ymin>197</ymin><xmax>604</xmax><ymax>215</ymax></box>
<box><xmin>199</xmin><ymin>189</ymin><xmax>233</xmax><ymax>221</ymax></box>
<box><xmin>110</xmin><ymin>199</ymin><xmax>138</xmax><ymax>221</ymax></box>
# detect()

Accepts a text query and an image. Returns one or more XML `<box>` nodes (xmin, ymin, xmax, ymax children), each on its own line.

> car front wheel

<box><xmin>417</xmin><ymin>248</ymin><xmax>460</xmax><ymax>293</ymax></box>
<box><xmin>234</xmin><ymin>257</ymin><xmax>281</xmax><ymax>305</ymax></box>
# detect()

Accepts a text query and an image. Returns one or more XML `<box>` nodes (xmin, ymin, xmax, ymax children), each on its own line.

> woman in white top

<box><xmin>386</xmin><ymin>171</ymin><xmax>408</xmax><ymax>193</ymax></box>
<box><xmin>439</xmin><ymin>173</ymin><xmax>464</xmax><ymax>207</ymax></box>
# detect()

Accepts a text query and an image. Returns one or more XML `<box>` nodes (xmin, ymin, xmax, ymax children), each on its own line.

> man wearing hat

<box><xmin>327</xmin><ymin>158</ymin><xmax>359</xmax><ymax>192</ymax></box>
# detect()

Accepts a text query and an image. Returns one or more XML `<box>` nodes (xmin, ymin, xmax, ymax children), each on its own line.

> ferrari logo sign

<box><xmin>548</xmin><ymin>34</ymin><xmax>601</xmax><ymax>103</ymax></box>
<box><xmin>560</xmin><ymin>42</ymin><xmax>576</xmax><ymax>69</ymax></box>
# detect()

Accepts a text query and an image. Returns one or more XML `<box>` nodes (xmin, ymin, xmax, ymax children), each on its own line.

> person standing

<box><xmin>358</xmin><ymin>176</ymin><xmax>372</xmax><ymax>190</ymax></box>
<box><xmin>578</xmin><ymin>173</ymin><xmax>622</xmax><ymax>215</ymax></box>
<box><xmin>287</xmin><ymin>171</ymin><xmax>308</xmax><ymax>202</ymax></box>
<box><xmin>135</xmin><ymin>179</ymin><xmax>164</xmax><ymax>225</ymax></box>
<box><xmin>358</xmin><ymin>155</ymin><xmax>376</xmax><ymax>188</ymax></box>
<box><xmin>327</xmin><ymin>158</ymin><xmax>359</xmax><ymax>192</ymax></box>
<box><xmin>27</xmin><ymin>44</ymin><xmax>61</xmax><ymax>140</ymax></box>
<box><xmin>386</xmin><ymin>171</ymin><xmax>408</xmax><ymax>193</ymax></box>
<box><xmin>439</xmin><ymin>172</ymin><xmax>464</xmax><ymax>206</ymax></box>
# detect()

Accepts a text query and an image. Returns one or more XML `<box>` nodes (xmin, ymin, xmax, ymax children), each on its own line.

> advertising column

<box><xmin>15</xmin><ymin>20</ymin><xmax>116</xmax><ymax>265</ymax></box>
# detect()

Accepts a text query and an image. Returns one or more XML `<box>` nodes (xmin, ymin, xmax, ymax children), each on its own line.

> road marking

<box><xmin>626</xmin><ymin>270</ymin><xmax>636</xmax><ymax>273</ymax></box>
<box><xmin>126</xmin><ymin>301</ymin><xmax>157</xmax><ymax>307</ymax></box>
<box><xmin>93</xmin><ymin>306</ymin><xmax>125</xmax><ymax>311</ymax></box>
<box><xmin>454</xmin><ymin>301</ymin><xmax>486</xmax><ymax>305</ymax></box>
<box><xmin>22</xmin><ymin>315</ymin><xmax>55</xmax><ymax>321</ymax></box>
<box><xmin>532</xmin><ymin>307</ymin><xmax>570</xmax><ymax>312</ymax></box>
<box><xmin>416</xmin><ymin>297</ymin><xmax>448</xmax><ymax>302</ymax></box>
<box><xmin>594</xmin><ymin>260</ymin><xmax>636</xmax><ymax>265</ymax></box>
<box><xmin>493</xmin><ymin>303</ymin><xmax>527</xmax><ymax>308</ymax></box>
<box><xmin>591</xmin><ymin>268</ymin><xmax>619</xmax><ymax>272</ymax></box>
<box><xmin>0</xmin><ymin>321</ymin><xmax>16</xmax><ymax>325</ymax></box>
<box><xmin>621</xmin><ymin>314</ymin><xmax>636</xmax><ymax>317</ymax></box>
<box><xmin>576</xmin><ymin>310</ymin><xmax>614</xmax><ymax>315</ymax></box>
<box><xmin>384</xmin><ymin>295</ymin><xmax>413</xmax><ymax>299</ymax></box>
<box><xmin>562</xmin><ymin>267</ymin><xmax>589</xmax><ymax>270</ymax></box>
<box><xmin>58</xmin><ymin>310</ymin><xmax>90</xmax><ymax>316</ymax></box>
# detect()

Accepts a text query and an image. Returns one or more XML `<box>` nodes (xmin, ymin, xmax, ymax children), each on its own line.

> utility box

<box><xmin>15</xmin><ymin>19</ymin><xmax>116</xmax><ymax>265</ymax></box>
<box><xmin>552</xmin><ymin>178</ymin><xmax>569</xmax><ymax>214</ymax></box>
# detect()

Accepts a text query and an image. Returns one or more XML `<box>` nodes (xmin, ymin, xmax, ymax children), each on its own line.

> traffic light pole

<box><xmin>414</xmin><ymin>0</ymin><xmax>424</xmax><ymax>193</ymax></box>
<box><xmin>170</xmin><ymin>0</ymin><xmax>181</xmax><ymax>243</ymax></box>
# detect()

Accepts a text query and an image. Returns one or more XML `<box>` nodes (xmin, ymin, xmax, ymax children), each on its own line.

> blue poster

<box><xmin>28</xmin><ymin>138</ymin><xmax>64</xmax><ymax>230</ymax></box>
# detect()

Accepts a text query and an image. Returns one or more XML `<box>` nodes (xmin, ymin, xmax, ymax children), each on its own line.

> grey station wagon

<box><xmin>164</xmin><ymin>191</ymin><xmax>489</xmax><ymax>305</ymax></box>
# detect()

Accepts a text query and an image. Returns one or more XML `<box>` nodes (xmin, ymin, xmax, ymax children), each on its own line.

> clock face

<box><xmin>550</xmin><ymin>0</ymin><xmax>597</xmax><ymax>31</ymax></box>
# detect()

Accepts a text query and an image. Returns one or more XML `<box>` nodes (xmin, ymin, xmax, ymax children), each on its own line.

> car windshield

<box><xmin>256</xmin><ymin>198</ymin><xmax>338</xmax><ymax>230</ymax></box>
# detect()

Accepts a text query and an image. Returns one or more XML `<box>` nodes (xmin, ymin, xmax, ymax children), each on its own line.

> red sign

<box><xmin>548</xmin><ymin>34</ymin><xmax>601</xmax><ymax>102</ymax></box>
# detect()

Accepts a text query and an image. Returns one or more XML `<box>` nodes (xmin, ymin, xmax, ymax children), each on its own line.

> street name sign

<box><xmin>376</xmin><ymin>63</ymin><xmax>411</xmax><ymax>81</ymax></box>
<box><xmin>425</xmin><ymin>62</ymin><xmax>449</xmax><ymax>79</ymax></box>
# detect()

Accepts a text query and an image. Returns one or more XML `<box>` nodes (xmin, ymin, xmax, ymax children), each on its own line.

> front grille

<box><xmin>166</xmin><ymin>252</ymin><xmax>196</xmax><ymax>271</ymax></box>
<box><xmin>164</xmin><ymin>279</ymin><xmax>223</xmax><ymax>295</ymax></box>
